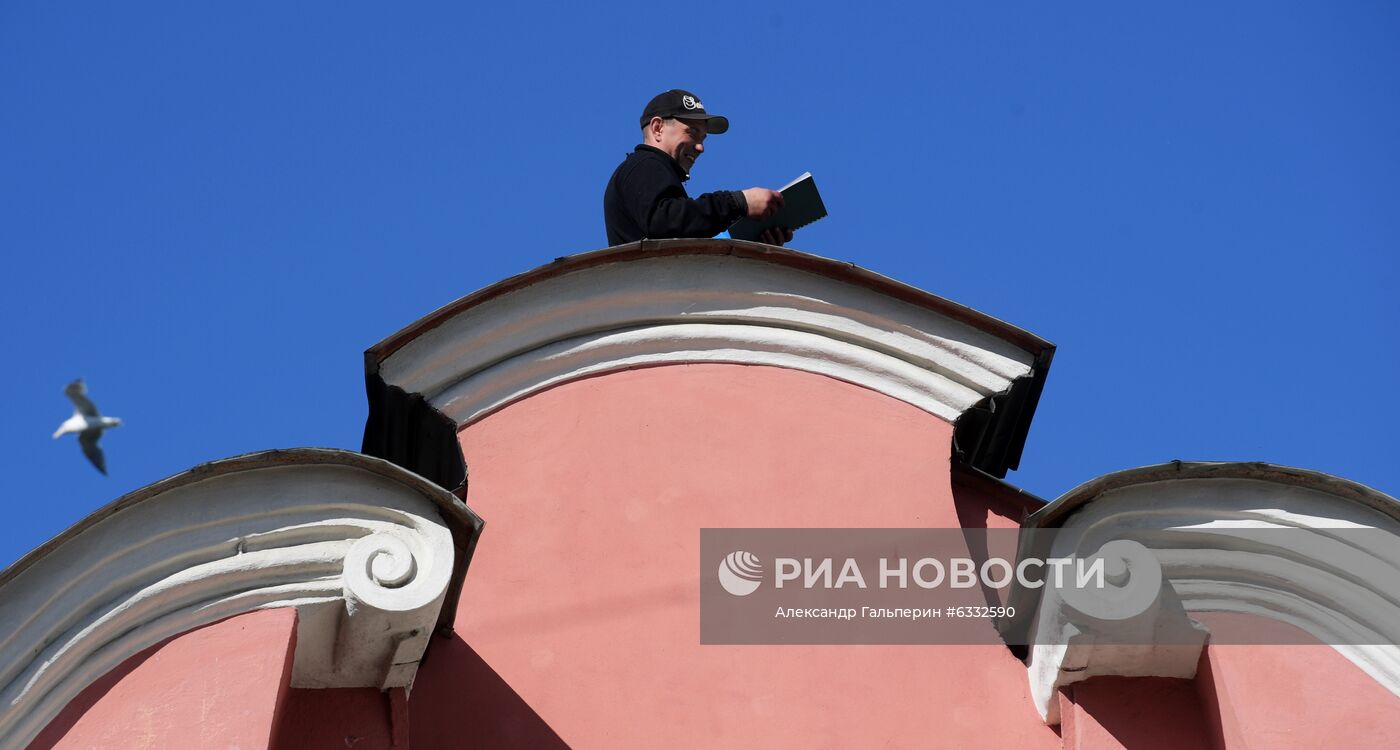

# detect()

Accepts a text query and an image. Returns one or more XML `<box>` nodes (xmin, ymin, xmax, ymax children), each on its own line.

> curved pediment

<box><xmin>363</xmin><ymin>240</ymin><xmax>1055</xmax><ymax>488</ymax></box>
<box><xmin>1014</xmin><ymin>461</ymin><xmax>1400</xmax><ymax>722</ymax></box>
<box><xmin>0</xmin><ymin>449</ymin><xmax>482</xmax><ymax>750</ymax></box>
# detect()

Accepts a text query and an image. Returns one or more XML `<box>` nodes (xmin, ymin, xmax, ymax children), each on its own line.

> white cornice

<box><xmin>0</xmin><ymin>449</ymin><xmax>473</xmax><ymax>750</ymax></box>
<box><xmin>1019</xmin><ymin>463</ymin><xmax>1400</xmax><ymax>723</ymax></box>
<box><xmin>377</xmin><ymin>248</ymin><xmax>1042</xmax><ymax>428</ymax></box>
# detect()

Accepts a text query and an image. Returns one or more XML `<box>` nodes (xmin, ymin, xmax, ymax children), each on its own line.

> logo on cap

<box><xmin>682</xmin><ymin>95</ymin><xmax>701</xmax><ymax>110</ymax></box>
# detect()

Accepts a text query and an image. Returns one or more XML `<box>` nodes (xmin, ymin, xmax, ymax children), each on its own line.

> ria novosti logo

<box><xmin>716</xmin><ymin>550</ymin><xmax>1108</xmax><ymax>596</ymax></box>
<box><xmin>718</xmin><ymin>551</ymin><xmax>763</xmax><ymax>596</ymax></box>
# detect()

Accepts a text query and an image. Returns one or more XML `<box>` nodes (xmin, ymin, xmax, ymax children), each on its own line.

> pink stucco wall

<box><xmin>425</xmin><ymin>363</ymin><xmax>1061</xmax><ymax>747</ymax></box>
<box><xmin>32</xmin><ymin>608</ymin><xmax>297</xmax><ymax>750</ymax></box>
<box><xmin>1049</xmin><ymin>600</ymin><xmax>1400</xmax><ymax>749</ymax></box>
<box><xmin>1197</xmin><ymin>633</ymin><xmax>1400</xmax><ymax>746</ymax></box>
<box><xmin>18</xmin><ymin>241</ymin><xmax>1400</xmax><ymax>747</ymax></box>
<box><xmin>1058</xmin><ymin>677</ymin><xmax>1210</xmax><ymax>750</ymax></box>
<box><xmin>30</xmin><ymin>364</ymin><xmax>1400</xmax><ymax>748</ymax></box>
<box><xmin>273</xmin><ymin>686</ymin><xmax>406</xmax><ymax>749</ymax></box>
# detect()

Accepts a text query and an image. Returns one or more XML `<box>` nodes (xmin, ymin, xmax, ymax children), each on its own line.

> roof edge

<box><xmin>1</xmin><ymin>447</ymin><xmax>480</xmax><ymax>590</ymax></box>
<box><xmin>367</xmin><ymin>239</ymin><xmax>1054</xmax><ymax>364</ymax></box>
<box><xmin>363</xmin><ymin>240</ymin><xmax>1056</xmax><ymax>478</ymax></box>
<box><xmin>1026</xmin><ymin>460</ymin><xmax>1400</xmax><ymax>529</ymax></box>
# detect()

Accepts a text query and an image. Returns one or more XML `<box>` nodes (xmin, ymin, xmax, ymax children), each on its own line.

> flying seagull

<box><xmin>52</xmin><ymin>379</ymin><xmax>123</xmax><ymax>475</ymax></box>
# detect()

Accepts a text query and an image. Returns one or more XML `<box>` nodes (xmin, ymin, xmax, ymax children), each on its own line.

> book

<box><xmin>727</xmin><ymin>172</ymin><xmax>828</xmax><ymax>241</ymax></box>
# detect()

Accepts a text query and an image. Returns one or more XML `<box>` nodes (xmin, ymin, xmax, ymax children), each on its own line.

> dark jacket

<box><xmin>603</xmin><ymin>145</ymin><xmax>748</xmax><ymax>245</ymax></box>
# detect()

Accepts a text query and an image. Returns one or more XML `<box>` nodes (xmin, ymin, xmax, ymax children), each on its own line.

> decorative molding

<box><xmin>366</xmin><ymin>242</ymin><xmax>1053</xmax><ymax>478</ymax></box>
<box><xmin>0</xmin><ymin>449</ymin><xmax>480</xmax><ymax>750</ymax></box>
<box><xmin>1016</xmin><ymin>462</ymin><xmax>1400</xmax><ymax>723</ymax></box>
<box><xmin>1025</xmin><ymin>539</ymin><xmax>1208</xmax><ymax>723</ymax></box>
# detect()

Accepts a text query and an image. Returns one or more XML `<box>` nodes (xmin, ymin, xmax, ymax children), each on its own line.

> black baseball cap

<box><xmin>639</xmin><ymin>89</ymin><xmax>729</xmax><ymax>134</ymax></box>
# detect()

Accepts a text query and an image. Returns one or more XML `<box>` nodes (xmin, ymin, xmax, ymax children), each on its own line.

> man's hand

<box><xmin>741</xmin><ymin>188</ymin><xmax>784</xmax><ymax>220</ymax></box>
<box><xmin>758</xmin><ymin>227</ymin><xmax>795</xmax><ymax>246</ymax></box>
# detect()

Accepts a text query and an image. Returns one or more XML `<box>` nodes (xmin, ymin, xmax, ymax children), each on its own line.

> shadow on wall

<box><xmin>1061</xmin><ymin>675</ymin><xmax>1216</xmax><ymax>749</ymax></box>
<box><xmin>274</xmin><ymin>634</ymin><xmax>569</xmax><ymax>748</ymax></box>
<box><xmin>410</xmin><ymin>634</ymin><xmax>571</xmax><ymax>749</ymax></box>
<box><xmin>276</xmin><ymin>687</ymin><xmax>401</xmax><ymax>749</ymax></box>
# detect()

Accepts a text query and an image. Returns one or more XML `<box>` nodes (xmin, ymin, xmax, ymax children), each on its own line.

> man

<box><xmin>603</xmin><ymin>89</ymin><xmax>795</xmax><ymax>246</ymax></box>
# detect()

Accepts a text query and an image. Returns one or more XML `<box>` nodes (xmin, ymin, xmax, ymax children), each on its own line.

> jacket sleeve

<box><xmin>623</xmin><ymin>158</ymin><xmax>747</xmax><ymax>239</ymax></box>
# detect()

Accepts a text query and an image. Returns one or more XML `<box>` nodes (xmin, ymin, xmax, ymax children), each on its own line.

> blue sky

<box><xmin>3</xmin><ymin>3</ymin><xmax>1397</xmax><ymax>568</ymax></box>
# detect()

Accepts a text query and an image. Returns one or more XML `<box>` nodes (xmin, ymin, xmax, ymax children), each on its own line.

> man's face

<box><xmin>653</xmin><ymin>117</ymin><xmax>708</xmax><ymax>173</ymax></box>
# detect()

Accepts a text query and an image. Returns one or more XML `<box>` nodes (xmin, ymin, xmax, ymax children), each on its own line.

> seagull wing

<box><xmin>78</xmin><ymin>431</ymin><xmax>107</xmax><ymax>475</ymax></box>
<box><xmin>65</xmin><ymin>379</ymin><xmax>99</xmax><ymax>417</ymax></box>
